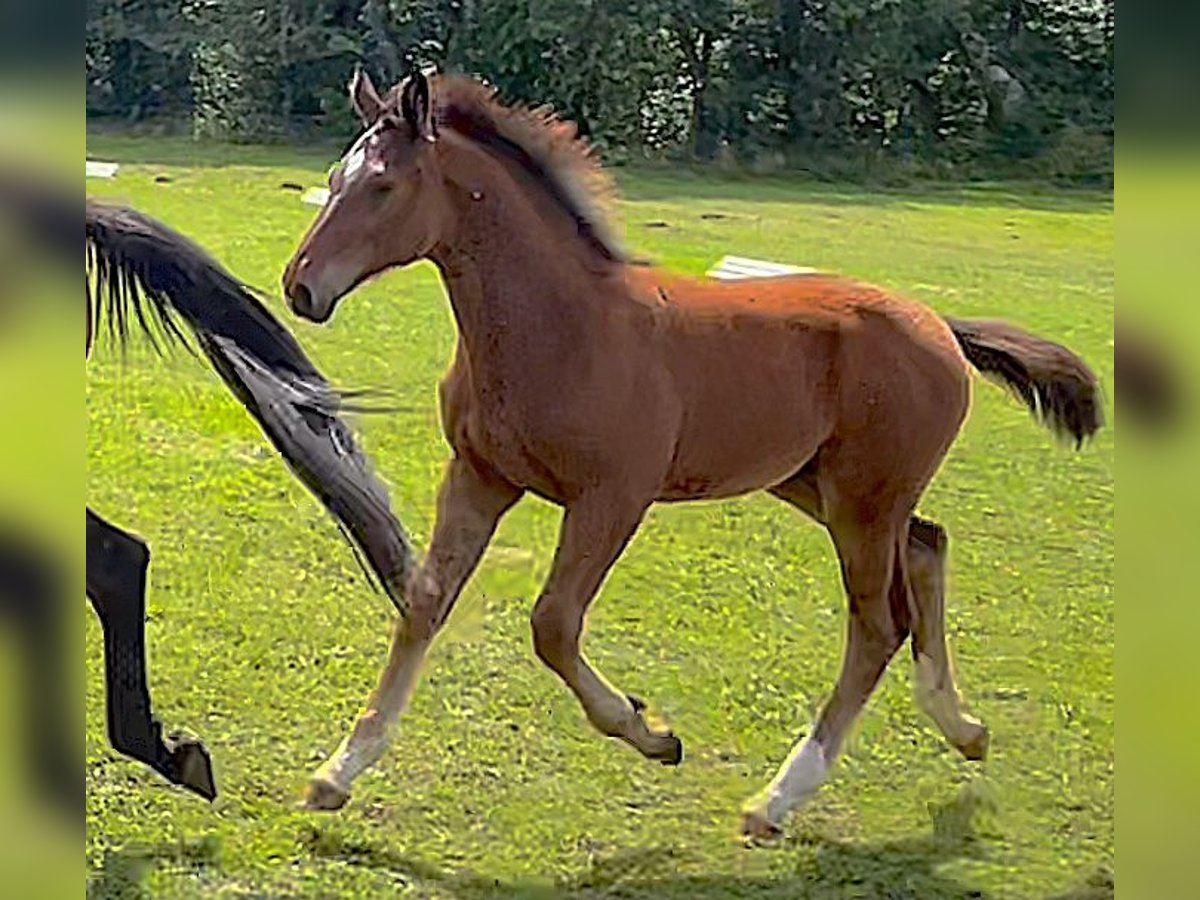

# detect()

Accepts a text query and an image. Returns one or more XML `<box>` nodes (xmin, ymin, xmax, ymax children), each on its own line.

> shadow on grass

<box><xmin>299</xmin><ymin>784</ymin><xmax>1006</xmax><ymax>898</ymax></box>
<box><xmin>84</xmin><ymin>782</ymin><xmax>1098</xmax><ymax>899</ymax></box>
<box><xmin>296</xmin><ymin>832</ymin><xmax>990</xmax><ymax>899</ymax></box>
<box><xmin>1047</xmin><ymin>866</ymin><xmax>1115</xmax><ymax>900</ymax></box>
<box><xmin>92</xmin><ymin>842</ymin><xmax>1115</xmax><ymax>900</ymax></box>
<box><xmin>87</xmin><ymin>835</ymin><xmax>222</xmax><ymax>900</ymax></box>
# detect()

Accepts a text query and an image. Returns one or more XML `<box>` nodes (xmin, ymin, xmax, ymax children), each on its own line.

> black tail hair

<box><xmin>83</xmin><ymin>198</ymin><xmax>413</xmax><ymax>612</ymax></box>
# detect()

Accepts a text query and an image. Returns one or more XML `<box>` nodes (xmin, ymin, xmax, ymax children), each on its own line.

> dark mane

<box><xmin>407</xmin><ymin>74</ymin><xmax>627</xmax><ymax>264</ymax></box>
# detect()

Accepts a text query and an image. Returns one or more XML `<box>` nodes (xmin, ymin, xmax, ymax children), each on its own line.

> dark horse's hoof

<box><xmin>659</xmin><ymin>733</ymin><xmax>684</xmax><ymax>766</ymax></box>
<box><xmin>164</xmin><ymin>731</ymin><xmax>217</xmax><ymax>801</ymax></box>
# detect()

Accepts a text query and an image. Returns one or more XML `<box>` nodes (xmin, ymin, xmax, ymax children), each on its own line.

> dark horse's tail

<box><xmin>84</xmin><ymin>198</ymin><xmax>414</xmax><ymax>611</ymax></box>
<box><xmin>944</xmin><ymin>317</ymin><xmax>1102</xmax><ymax>448</ymax></box>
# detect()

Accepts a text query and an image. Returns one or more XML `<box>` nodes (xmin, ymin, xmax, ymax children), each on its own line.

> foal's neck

<box><xmin>428</xmin><ymin>142</ymin><xmax>617</xmax><ymax>370</ymax></box>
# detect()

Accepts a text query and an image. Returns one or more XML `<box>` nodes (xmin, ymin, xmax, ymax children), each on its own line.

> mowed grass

<box><xmin>85</xmin><ymin>135</ymin><xmax>1113</xmax><ymax>899</ymax></box>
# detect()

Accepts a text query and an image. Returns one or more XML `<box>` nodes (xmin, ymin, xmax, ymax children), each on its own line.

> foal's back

<box><xmin>630</xmin><ymin>268</ymin><xmax>959</xmax><ymax>345</ymax></box>
<box><xmin>616</xmin><ymin>268</ymin><xmax>970</xmax><ymax>502</ymax></box>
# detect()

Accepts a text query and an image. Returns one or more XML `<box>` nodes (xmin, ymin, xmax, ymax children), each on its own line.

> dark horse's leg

<box><xmin>86</xmin><ymin>508</ymin><xmax>215</xmax><ymax>800</ymax></box>
<box><xmin>0</xmin><ymin>525</ymin><xmax>76</xmax><ymax>810</ymax></box>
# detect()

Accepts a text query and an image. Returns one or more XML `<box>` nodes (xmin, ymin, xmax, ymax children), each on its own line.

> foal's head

<box><xmin>284</xmin><ymin>69</ymin><xmax>627</xmax><ymax>323</ymax></box>
<box><xmin>283</xmin><ymin>69</ymin><xmax>450</xmax><ymax>322</ymax></box>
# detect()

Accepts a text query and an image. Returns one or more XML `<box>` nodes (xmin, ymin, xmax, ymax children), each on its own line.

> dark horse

<box><xmin>282</xmin><ymin>70</ymin><xmax>1101</xmax><ymax>836</ymax></box>
<box><xmin>82</xmin><ymin>194</ymin><xmax>414</xmax><ymax>800</ymax></box>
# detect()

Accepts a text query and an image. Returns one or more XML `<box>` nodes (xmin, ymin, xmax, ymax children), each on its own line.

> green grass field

<box><xmin>85</xmin><ymin>135</ymin><xmax>1114</xmax><ymax>899</ymax></box>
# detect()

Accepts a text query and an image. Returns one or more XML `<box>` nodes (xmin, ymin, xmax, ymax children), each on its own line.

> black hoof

<box><xmin>164</xmin><ymin>731</ymin><xmax>217</xmax><ymax>801</ymax></box>
<box><xmin>659</xmin><ymin>733</ymin><xmax>684</xmax><ymax>767</ymax></box>
<box><xmin>626</xmin><ymin>693</ymin><xmax>647</xmax><ymax>714</ymax></box>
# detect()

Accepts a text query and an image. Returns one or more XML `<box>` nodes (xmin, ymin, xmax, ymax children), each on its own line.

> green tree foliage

<box><xmin>85</xmin><ymin>0</ymin><xmax>1113</xmax><ymax>177</ymax></box>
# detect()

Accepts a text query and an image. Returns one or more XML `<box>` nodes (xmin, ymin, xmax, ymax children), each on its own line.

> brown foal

<box><xmin>282</xmin><ymin>70</ymin><xmax>1101</xmax><ymax>836</ymax></box>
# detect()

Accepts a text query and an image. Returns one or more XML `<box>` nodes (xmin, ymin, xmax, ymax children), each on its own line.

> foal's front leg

<box><xmin>304</xmin><ymin>458</ymin><xmax>521</xmax><ymax>810</ymax></box>
<box><xmin>530</xmin><ymin>494</ymin><xmax>682</xmax><ymax>764</ymax></box>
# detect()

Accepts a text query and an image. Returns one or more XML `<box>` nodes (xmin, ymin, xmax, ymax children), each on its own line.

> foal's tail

<box><xmin>943</xmin><ymin>317</ymin><xmax>1102</xmax><ymax>448</ymax></box>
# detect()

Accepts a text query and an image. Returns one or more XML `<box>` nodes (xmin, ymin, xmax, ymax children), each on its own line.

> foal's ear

<box><xmin>399</xmin><ymin>70</ymin><xmax>436</xmax><ymax>142</ymax></box>
<box><xmin>349</xmin><ymin>66</ymin><xmax>386</xmax><ymax>125</ymax></box>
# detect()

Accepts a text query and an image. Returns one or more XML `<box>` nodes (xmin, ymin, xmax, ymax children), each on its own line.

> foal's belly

<box><xmin>656</xmin><ymin>434</ymin><xmax>820</xmax><ymax>501</ymax></box>
<box><xmin>653</xmin><ymin>329</ymin><xmax>836</xmax><ymax>501</ymax></box>
<box><xmin>655</xmin><ymin>388</ymin><xmax>829</xmax><ymax>501</ymax></box>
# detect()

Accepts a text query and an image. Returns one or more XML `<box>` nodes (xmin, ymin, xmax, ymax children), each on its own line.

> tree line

<box><xmin>86</xmin><ymin>1</ymin><xmax>1113</xmax><ymax>180</ymax></box>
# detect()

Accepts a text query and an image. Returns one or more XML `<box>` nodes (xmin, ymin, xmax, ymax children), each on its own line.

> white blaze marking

<box><xmin>343</xmin><ymin>145</ymin><xmax>366</xmax><ymax>180</ymax></box>
<box><xmin>338</xmin><ymin>125</ymin><xmax>380</xmax><ymax>185</ymax></box>
<box><xmin>301</xmin><ymin>126</ymin><xmax>383</xmax><ymax>208</ymax></box>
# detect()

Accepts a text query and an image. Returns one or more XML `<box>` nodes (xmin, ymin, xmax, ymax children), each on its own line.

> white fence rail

<box><xmin>706</xmin><ymin>255</ymin><xmax>815</xmax><ymax>280</ymax></box>
<box><xmin>86</xmin><ymin>160</ymin><xmax>120</xmax><ymax>179</ymax></box>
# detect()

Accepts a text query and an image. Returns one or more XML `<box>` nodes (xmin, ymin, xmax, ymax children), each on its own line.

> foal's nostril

<box><xmin>290</xmin><ymin>282</ymin><xmax>313</xmax><ymax>316</ymax></box>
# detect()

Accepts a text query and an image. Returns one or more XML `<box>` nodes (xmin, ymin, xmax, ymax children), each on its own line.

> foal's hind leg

<box><xmin>742</xmin><ymin>516</ymin><xmax>909</xmax><ymax>837</ymax></box>
<box><xmin>766</xmin><ymin>477</ymin><xmax>988</xmax><ymax>762</ymax></box>
<box><xmin>907</xmin><ymin>517</ymin><xmax>989</xmax><ymax>760</ymax></box>
<box><xmin>530</xmin><ymin>493</ymin><xmax>682</xmax><ymax>764</ymax></box>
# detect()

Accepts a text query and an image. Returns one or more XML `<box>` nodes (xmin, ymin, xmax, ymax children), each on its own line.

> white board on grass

<box><xmin>301</xmin><ymin>187</ymin><xmax>330</xmax><ymax>207</ymax></box>
<box><xmin>86</xmin><ymin>160</ymin><xmax>120</xmax><ymax>179</ymax></box>
<box><xmin>707</xmin><ymin>255</ymin><xmax>815</xmax><ymax>280</ymax></box>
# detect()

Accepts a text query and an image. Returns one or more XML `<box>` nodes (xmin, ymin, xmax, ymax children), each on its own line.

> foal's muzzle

<box><xmin>282</xmin><ymin>258</ymin><xmax>332</xmax><ymax>323</ymax></box>
<box><xmin>288</xmin><ymin>281</ymin><xmax>312</xmax><ymax>314</ymax></box>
